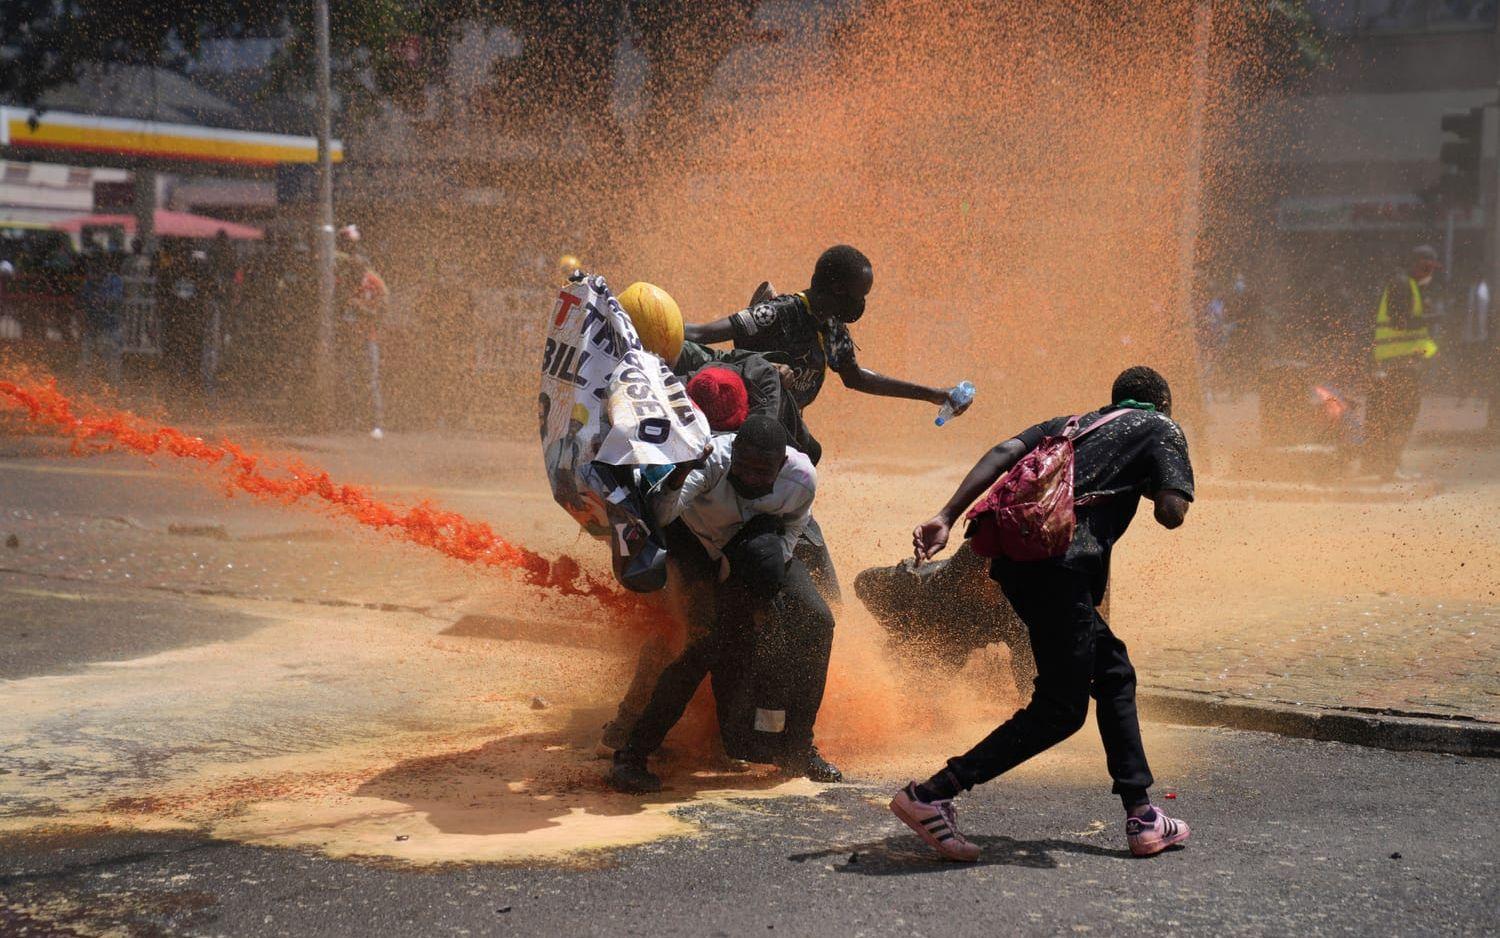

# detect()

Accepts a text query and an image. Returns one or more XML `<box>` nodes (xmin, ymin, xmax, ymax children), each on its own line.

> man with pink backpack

<box><xmin>892</xmin><ymin>366</ymin><xmax>1195</xmax><ymax>862</ymax></box>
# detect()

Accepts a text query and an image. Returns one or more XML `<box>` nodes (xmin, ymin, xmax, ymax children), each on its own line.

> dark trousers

<box><xmin>1365</xmin><ymin>359</ymin><xmax>1422</xmax><ymax>477</ymax></box>
<box><xmin>611</xmin><ymin>522</ymin><xmax>838</xmax><ymax>731</ymax></box>
<box><xmin>794</xmin><ymin>517</ymin><xmax>842</xmax><ymax>604</ymax></box>
<box><xmin>945</xmin><ymin>563</ymin><xmax>1152</xmax><ymax>802</ymax></box>
<box><xmin>623</xmin><ymin>527</ymin><xmax>835</xmax><ymax>761</ymax></box>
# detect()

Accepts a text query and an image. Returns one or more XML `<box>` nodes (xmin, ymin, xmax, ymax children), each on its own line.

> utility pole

<box><xmin>131</xmin><ymin>169</ymin><xmax>156</xmax><ymax>255</ymax></box>
<box><xmin>313</xmin><ymin>0</ymin><xmax>337</xmax><ymax>426</ymax></box>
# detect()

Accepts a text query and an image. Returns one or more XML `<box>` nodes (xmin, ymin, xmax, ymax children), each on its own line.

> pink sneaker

<box><xmin>889</xmin><ymin>783</ymin><xmax>981</xmax><ymax>862</ymax></box>
<box><xmin>1126</xmin><ymin>806</ymin><xmax>1190</xmax><ymax>857</ymax></box>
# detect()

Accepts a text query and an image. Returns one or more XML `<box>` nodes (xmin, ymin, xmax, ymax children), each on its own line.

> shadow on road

<box><xmin>353</xmin><ymin>705</ymin><xmax>791</xmax><ymax>838</ymax></box>
<box><xmin>789</xmin><ymin>834</ymin><xmax>1132</xmax><ymax>874</ymax></box>
<box><xmin>439</xmin><ymin>613</ymin><xmax>618</xmax><ymax>651</ymax></box>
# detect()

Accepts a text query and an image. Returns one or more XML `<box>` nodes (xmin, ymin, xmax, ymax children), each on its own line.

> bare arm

<box><xmin>1152</xmin><ymin>489</ymin><xmax>1191</xmax><ymax>529</ymax></box>
<box><xmin>912</xmin><ymin>438</ymin><xmax>1029</xmax><ymax>562</ymax></box>
<box><xmin>683</xmin><ymin>317</ymin><xmax>735</xmax><ymax>345</ymax></box>
<box><xmin>683</xmin><ymin>282</ymin><xmax>776</xmax><ymax>346</ymax></box>
<box><xmin>837</xmin><ymin>362</ymin><xmax>957</xmax><ymax>408</ymax></box>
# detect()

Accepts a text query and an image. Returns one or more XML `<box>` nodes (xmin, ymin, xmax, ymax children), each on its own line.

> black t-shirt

<box><xmin>728</xmin><ymin>293</ymin><xmax>858</xmax><ymax>410</ymax></box>
<box><xmin>996</xmin><ymin>406</ymin><xmax>1195</xmax><ymax>591</ymax></box>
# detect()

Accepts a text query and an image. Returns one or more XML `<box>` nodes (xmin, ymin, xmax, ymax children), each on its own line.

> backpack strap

<box><xmin>1063</xmin><ymin>407</ymin><xmax>1135</xmax><ymax>442</ymax></box>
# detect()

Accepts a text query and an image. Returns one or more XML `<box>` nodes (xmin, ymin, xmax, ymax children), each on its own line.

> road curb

<box><xmin>1138</xmin><ymin>689</ymin><xmax>1499</xmax><ymax>758</ymax></box>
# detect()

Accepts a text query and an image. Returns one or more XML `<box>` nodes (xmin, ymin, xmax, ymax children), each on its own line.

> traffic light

<box><xmin>1438</xmin><ymin>107</ymin><xmax>1483</xmax><ymax>207</ymax></box>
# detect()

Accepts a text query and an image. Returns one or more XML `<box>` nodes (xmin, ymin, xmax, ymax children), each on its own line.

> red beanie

<box><xmin>686</xmin><ymin>366</ymin><xmax>750</xmax><ymax>431</ymax></box>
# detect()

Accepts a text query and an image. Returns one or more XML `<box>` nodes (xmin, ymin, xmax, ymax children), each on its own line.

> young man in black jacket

<box><xmin>891</xmin><ymin>366</ymin><xmax>1195</xmax><ymax>862</ymax></box>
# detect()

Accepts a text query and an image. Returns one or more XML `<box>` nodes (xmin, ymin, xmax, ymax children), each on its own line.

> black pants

<box><xmin>622</xmin><ymin>526</ymin><xmax>835</xmax><ymax>762</ymax></box>
<box><xmin>944</xmin><ymin>562</ymin><xmax>1152</xmax><ymax>803</ymax></box>
<box><xmin>1365</xmin><ymin>359</ymin><xmax>1422</xmax><ymax>477</ymax></box>
<box><xmin>611</xmin><ymin>521</ymin><xmax>837</xmax><ymax>734</ymax></box>
<box><xmin>794</xmin><ymin>517</ymin><xmax>842</xmax><ymax>605</ymax></box>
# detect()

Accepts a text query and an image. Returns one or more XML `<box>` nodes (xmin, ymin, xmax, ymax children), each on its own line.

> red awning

<box><xmin>54</xmin><ymin>210</ymin><xmax>263</xmax><ymax>241</ymax></box>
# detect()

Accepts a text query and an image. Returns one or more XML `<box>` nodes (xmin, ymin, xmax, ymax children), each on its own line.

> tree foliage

<box><xmin>0</xmin><ymin>0</ymin><xmax>1323</xmax><ymax>129</ymax></box>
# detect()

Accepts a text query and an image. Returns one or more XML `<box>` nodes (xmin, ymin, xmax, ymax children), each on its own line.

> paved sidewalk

<box><xmin>1138</xmin><ymin>590</ymin><xmax>1499</xmax><ymax>724</ymax></box>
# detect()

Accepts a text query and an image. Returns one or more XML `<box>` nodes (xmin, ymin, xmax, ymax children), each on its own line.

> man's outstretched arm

<box><xmin>912</xmin><ymin>438</ymin><xmax>1028</xmax><ymax>562</ymax></box>
<box><xmin>835</xmin><ymin>362</ymin><xmax>971</xmax><ymax>415</ymax></box>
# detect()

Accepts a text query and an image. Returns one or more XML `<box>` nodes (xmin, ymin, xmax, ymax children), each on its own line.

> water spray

<box><xmin>0</xmin><ymin>370</ymin><xmax>657</xmax><ymax>627</ymax></box>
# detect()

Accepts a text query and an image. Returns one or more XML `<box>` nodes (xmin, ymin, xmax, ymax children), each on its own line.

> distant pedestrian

<box><xmin>1458</xmin><ymin>278</ymin><xmax>1490</xmax><ymax>403</ymax></box>
<box><xmin>156</xmin><ymin>243</ymin><xmax>211</xmax><ymax>396</ymax></box>
<box><xmin>1364</xmin><ymin>245</ymin><xmax>1439</xmax><ymax>479</ymax></box>
<box><xmin>334</xmin><ymin>225</ymin><xmax>389</xmax><ymax>440</ymax></box>
<box><xmin>1222</xmin><ymin>272</ymin><xmax>1263</xmax><ymax>395</ymax></box>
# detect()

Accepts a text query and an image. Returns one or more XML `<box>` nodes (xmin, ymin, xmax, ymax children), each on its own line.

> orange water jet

<box><xmin>0</xmin><ymin>370</ymin><xmax>656</xmax><ymax>627</ymax></box>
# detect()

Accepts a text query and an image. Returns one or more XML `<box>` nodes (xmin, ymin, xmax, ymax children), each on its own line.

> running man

<box><xmin>891</xmin><ymin>366</ymin><xmax>1195</xmax><ymax>861</ymax></box>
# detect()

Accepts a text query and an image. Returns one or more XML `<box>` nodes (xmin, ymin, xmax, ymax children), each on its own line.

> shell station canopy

<box><xmin>0</xmin><ymin>106</ymin><xmax>342</xmax><ymax>169</ymax></box>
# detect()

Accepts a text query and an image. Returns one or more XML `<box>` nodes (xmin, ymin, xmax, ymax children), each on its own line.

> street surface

<box><xmin>1</xmin><ymin>412</ymin><xmax>1497</xmax><ymax>935</ymax></box>
<box><xmin>3</xmin><ymin>729</ymin><xmax>1494</xmax><ymax>937</ymax></box>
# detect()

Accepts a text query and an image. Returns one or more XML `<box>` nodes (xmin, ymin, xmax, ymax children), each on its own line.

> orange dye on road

<box><xmin>0</xmin><ymin>373</ymin><xmax>651</xmax><ymax>624</ymax></box>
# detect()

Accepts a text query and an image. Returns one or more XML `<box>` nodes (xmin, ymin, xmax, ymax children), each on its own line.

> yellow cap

<box><xmin>558</xmin><ymin>255</ymin><xmax>582</xmax><ymax>283</ymax></box>
<box><xmin>570</xmin><ymin>403</ymin><xmax>589</xmax><ymax>424</ymax></box>
<box><xmin>617</xmin><ymin>281</ymin><xmax>684</xmax><ymax>365</ymax></box>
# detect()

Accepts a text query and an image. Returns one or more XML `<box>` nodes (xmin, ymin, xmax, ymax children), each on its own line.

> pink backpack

<box><xmin>964</xmin><ymin>410</ymin><xmax>1132</xmax><ymax>561</ymax></box>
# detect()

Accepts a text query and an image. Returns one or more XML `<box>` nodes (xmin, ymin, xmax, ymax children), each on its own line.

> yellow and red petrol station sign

<box><xmin>0</xmin><ymin>107</ymin><xmax>342</xmax><ymax>167</ymax></box>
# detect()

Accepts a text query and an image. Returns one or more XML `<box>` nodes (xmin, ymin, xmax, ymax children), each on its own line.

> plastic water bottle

<box><xmin>935</xmin><ymin>380</ymin><xmax>975</xmax><ymax>427</ymax></box>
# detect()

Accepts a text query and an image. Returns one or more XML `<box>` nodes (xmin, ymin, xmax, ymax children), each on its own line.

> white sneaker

<box><xmin>370</xmin><ymin>427</ymin><xmax>384</xmax><ymax>441</ymax></box>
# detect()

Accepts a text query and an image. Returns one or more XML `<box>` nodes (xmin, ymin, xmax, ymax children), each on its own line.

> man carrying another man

<box><xmin>601</xmin><ymin>282</ymin><xmax>834</xmax><ymax>761</ymax></box>
<box><xmin>609</xmin><ymin>414</ymin><xmax>839</xmax><ymax>792</ymax></box>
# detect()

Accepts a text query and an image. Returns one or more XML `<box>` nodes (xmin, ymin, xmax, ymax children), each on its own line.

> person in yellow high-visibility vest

<box><xmin>1366</xmin><ymin>245</ymin><xmax>1440</xmax><ymax>479</ymax></box>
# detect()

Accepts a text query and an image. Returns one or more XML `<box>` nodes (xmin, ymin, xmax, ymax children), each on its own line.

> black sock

<box><xmin>1121</xmin><ymin>789</ymin><xmax>1151</xmax><ymax>814</ymax></box>
<box><xmin>914</xmin><ymin>767</ymin><xmax>962</xmax><ymax>803</ymax></box>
